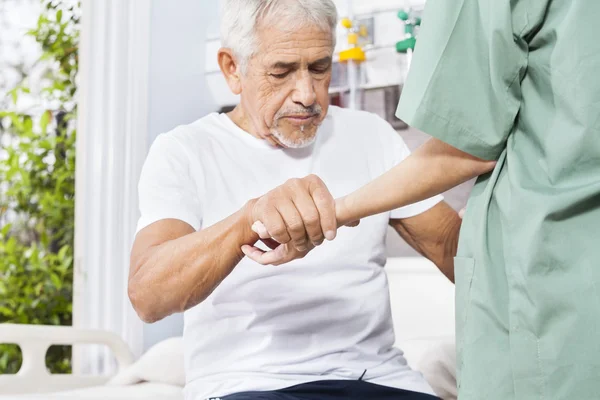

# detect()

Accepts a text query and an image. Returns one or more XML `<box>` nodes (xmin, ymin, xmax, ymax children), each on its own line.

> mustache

<box><xmin>275</xmin><ymin>105</ymin><xmax>323</xmax><ymax>119</ymax></box>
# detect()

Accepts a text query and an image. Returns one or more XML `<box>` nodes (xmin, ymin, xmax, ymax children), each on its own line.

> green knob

<box><xmin>415</xmin><ymin>17</ymin><xmax>422</xmax><ymax>26</ymax></box>
<box><xmin>396</xmin><ymin>37</ymin><xmax>417</xmax><ymax>53</ymax></box>
<box><xmin>405</xmin><ymin>24</ymin><xmax>414</xmax><ymax>35</ymax></box>
<box><xmin>397</xmin><ymin>10</ymin><xmax>409</xmax><ymax>21</ymax></box>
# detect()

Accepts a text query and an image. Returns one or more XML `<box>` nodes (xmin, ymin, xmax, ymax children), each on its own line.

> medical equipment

<box><xmin>328</xmin><ymin>2</ymin><xmax>427</xmax><ymax>127</ymax></box>
<box><xmin>338</xmin><ymin>15</ymin><xmax>368</xmax><ymax>110</ymax></box>
<box><xmin>396</xmin><ymin>9</ymin><xmax>421</xmax><ymax>78</ymax></box>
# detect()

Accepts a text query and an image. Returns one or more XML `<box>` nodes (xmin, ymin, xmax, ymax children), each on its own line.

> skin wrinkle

<box><xmin>129</xmin><ymin>203</ymin><xmax>258</xmax><ymax>322</ymax></box>
<box><xmin>390</xmin><ymin>202</ymin><xmax>462</xmax><ymax>282</ymax></box>
<box><xmin>231</xmin><ymin>25</ymin><xmax>333</xmax><ymax>148</ymax></box>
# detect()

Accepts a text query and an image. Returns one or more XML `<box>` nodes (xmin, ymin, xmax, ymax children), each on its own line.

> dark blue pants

<box><xmin>219</xmin><ymin>380</ymin><xmax>440</xmax><ymax>399</ymax></box>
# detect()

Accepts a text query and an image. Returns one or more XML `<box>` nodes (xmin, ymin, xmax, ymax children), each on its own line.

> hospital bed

<box><xmin>0</xmin><ymin>257</ymin><xmax>457</xmax><ymax>399</ymax></box>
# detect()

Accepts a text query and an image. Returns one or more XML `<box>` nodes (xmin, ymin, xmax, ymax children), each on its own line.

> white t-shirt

<box><xmin>136</xmin><ymin>106</ymin><xmax>443</xmax><ymax>400</ymax></box>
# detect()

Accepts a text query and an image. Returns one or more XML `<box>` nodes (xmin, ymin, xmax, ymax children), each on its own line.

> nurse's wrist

<box><xmin>335</xmin><ymin>196</ymin><xmax>357</xmax><ymax>227</ymax></box>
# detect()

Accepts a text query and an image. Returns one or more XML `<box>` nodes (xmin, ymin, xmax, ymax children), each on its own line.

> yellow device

<box><xmin>339</xmin><ymin>17</ymin><xmax>367</xmax><ymax>63</ymax></box>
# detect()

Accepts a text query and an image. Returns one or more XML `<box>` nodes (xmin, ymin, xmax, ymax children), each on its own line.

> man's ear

<box><xmin>218</xmin><ymin>48</ymin><xmax>242</xmax><ymax>95</ymax></box>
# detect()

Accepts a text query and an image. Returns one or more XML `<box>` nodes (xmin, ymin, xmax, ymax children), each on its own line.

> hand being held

<box><xmin>242</xmin><ymin>175</ymin><xmax>358</xmax><ymax>266</ymax></box>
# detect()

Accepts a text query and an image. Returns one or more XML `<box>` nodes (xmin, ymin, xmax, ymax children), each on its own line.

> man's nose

<box><xmin>292</xmin><ymin>72</ymin><xmax>317</xmax><ymax>108</ymax></box>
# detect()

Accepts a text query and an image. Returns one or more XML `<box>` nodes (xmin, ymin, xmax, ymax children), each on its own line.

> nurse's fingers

<box><xmin>459</xmin><ymin>208</ymin><xmax>466</xmax><ymax>219</ymax></box>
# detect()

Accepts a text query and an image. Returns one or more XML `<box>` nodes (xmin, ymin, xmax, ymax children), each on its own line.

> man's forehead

<box><xmin>257</xmin><ymin>44</ymin><xmax>333</xmax><ymax>67</ymax></box>
<box><xmin>256</xmin><ymin>25</ymin><xmax>334</xmax><ymax>59</ymax></box>
<box><xmin>264</xmin><ymin>55</ymin><xmax>332</xmax><ymax>70</ymax></box>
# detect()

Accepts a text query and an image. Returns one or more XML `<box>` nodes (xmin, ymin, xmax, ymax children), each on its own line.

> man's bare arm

<box><xmin>129</xmin><ymin>175</ymin><xmax>337</xmax><ymax>323</ymax></box>
<box><xmin>128</xmin><ymin>203</ymin><xmax>258</xmax><ymax>323</ymax></box>
<box><xmin>389</xmin><ymin>202</ymin><xmax>461</xmax><ymax>283</ymax></box>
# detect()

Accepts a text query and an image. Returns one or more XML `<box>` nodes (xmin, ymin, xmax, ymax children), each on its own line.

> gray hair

<box><xmin>220</xmin><ymin>0</ymin><xmax>338</xmax><ymax>72</ymax></box>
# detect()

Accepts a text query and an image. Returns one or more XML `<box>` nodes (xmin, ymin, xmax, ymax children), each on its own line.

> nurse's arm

<box><xmin>336</xmin><ymin>138</ymin><xmax>496</xmax><ymax>226</ymax></box>
<box><xmin>389</xmin><ymin>202</ymin><xmax>461</xmax><ymax>283</ymax></box>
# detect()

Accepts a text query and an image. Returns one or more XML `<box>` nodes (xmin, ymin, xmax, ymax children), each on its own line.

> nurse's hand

<box><xmin>246</xmin><ymin>175</ymin><xmax>337</xmax><ymax>253</ymax></box>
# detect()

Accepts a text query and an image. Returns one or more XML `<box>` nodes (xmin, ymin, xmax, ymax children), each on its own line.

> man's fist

<box><xmin>247</xmin><ymin>175</ymin><xmax>337</xmax><ymax>252</ymax></box>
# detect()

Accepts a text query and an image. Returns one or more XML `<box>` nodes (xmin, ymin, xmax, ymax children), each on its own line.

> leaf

<box><xmin>56</xmin><ymin>10</ymin><xmax>63</xmax><ymax>23</ymax></box>
<box><xmin>1</xmin><ymin>224</ymin><xmax>11</xmax><ymax>237</ymax></box>
<box><xmin>0</xmin><ymin>306</ymin><xmax>14</xmax><ymax>318</ymax></box>
<box><xmin>9</xmin><ymin>88</ymin><xmax>18</xmax><ymax>105</ymax></box>
<box><xmin>58</xmin><ymin>245</ymin><xmax>69</xmax><ymax>260</ymax></box>
<box><xmin>40</xmin><ymin>111</ymin><xmax>52</xmax><ymax>134</ymax></box>
<box><xmin>35</xmin><ymin>283</ymin><xmax>44</xmax><ymax>296</ymax></box>
<box><xmin>50</xmin><ymin>273</ymin><xmax>62</xmax><ymax>289</ymax></box>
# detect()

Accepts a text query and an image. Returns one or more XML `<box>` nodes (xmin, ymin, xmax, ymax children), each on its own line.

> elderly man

<box><xmin>129</xmin><ymin>1</ymin><xmax>460</xmax><ymax>399</ymax></box>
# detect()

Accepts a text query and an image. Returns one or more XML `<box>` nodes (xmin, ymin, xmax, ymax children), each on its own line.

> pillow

<box><xmin>400</xmin><ymin>336</ymin><xmax>457</xmax><ymax>400</ymax></box>
<box><xmin>108</xmin><ymin>336</ymin><xmax>185</xmax><ymax>387</ymax></box>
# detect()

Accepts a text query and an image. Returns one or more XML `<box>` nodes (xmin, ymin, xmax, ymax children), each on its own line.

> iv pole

<box><xmin>339</xmin><ymin>0</ymin><xmax>367</xmax><ymax>110</ymax></box>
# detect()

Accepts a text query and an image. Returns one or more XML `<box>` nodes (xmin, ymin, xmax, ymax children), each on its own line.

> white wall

<box><xmin>147</xmin><ymin>0</ymin><xmax>219</xmax><ymax>142</ymax></box>
<box><xmin>142</xmin><ymin>0</ymin><xmax>220</xmax><ymax>351</ymax></box>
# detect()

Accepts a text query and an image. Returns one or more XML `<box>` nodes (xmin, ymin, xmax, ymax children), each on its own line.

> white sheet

<box><xmin>108</xmin><ymin>337</ymin><xmax>185</xmax><ymax>387</ymax></box>
<box><xmin>0</xmin><ymin>383</ymin><xmax>183</xmax><ymax>400</ymax></box>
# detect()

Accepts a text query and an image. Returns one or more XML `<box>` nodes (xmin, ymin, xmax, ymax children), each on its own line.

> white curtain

<box><xmin>73</xmin><ymin>0</ymin><xmax>151</xmax><ymax>375</ymax></box>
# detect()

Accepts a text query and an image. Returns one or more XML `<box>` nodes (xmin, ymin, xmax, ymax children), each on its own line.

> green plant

<box><xmin>0</xmin><ymin>0</ymin><xmax>79</xmax><ymax>374</ymax></box>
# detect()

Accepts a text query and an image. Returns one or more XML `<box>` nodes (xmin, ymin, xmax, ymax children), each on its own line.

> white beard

<box><xmin>270</xmin><ymin>125</ymin><xmax>317</xmax><ymax>148</ymax></box>
<box><xmin>270</xmin><ymin>106</ymin><xmax>323</xmax><ymax>148</ymax></box>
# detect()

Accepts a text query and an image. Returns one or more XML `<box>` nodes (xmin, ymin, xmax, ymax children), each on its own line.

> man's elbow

<box><xmin>128</xmin><ymin>280</ymin><xmax>165</xmax><ymax>324</ymax></box>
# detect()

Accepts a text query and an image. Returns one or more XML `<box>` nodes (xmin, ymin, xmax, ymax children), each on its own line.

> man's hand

<box><xmin>242</xmin><ymin>238</ymin><xmax>314</xmax><ymax>266</ymax></box>
<box><xmin>245</xmin><ymin>175</ymin><xmax>337</xmax><ymax>253</ymax></box>
<box><xmin>242</xmin><ymin>196</ymin><xmax>361</xmax><ymax>266</ymax></box>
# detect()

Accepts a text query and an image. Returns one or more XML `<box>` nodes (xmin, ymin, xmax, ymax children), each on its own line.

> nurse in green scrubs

<box><xmin>336</xmin><ymin>1</ymin><xmax>600</xmax><ymax>399</ymax></box>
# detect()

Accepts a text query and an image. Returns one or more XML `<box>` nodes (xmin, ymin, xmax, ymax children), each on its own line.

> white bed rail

<box><xmin>0</xmin><ymin>324</ymin><xmax>134</xmax><ymax>395</ymax></box>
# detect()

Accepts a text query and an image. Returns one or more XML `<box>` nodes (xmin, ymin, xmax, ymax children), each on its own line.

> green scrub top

<box><xmin>397</xmin><ymin>1</ymin><xmax>600</xmax><ymax>399</ymax></box>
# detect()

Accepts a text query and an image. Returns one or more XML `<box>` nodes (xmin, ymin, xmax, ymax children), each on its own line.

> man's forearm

<box><xmin>336</xmin><ymin>138</ymin><xmax>495</xmax><ymax>225</ymax></box>
<box><xmin>129</xmin><ymin>202</ymin><xmax>258</xmax><ymax>323</ymax></box>
<box><xmin>390</xmin><ymin>202</ymin><xmax>461</xmax><ymax>283</ymax></box>
<box><xmin>435</xmin><ymin>213</ymin><xmax>461</xmax><ymax>283</ymax></box>
<box><xmin>406</xmin><ymin>222</ymin><xmax>460</xmax><ymax>283</ymax></box>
